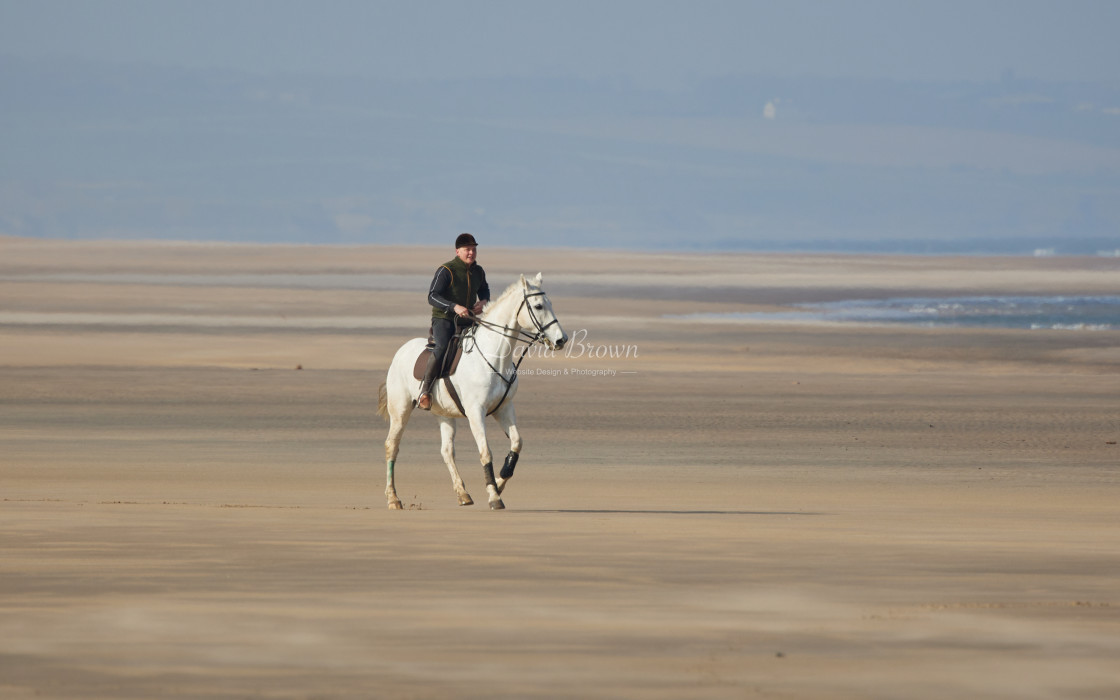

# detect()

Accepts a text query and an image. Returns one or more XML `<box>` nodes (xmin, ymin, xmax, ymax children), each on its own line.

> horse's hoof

<box><xmin>388</xmin><ymin>500</ymin><xmax>403</xmax><ymax>510</ymax></box>
<box><xmin>459</xmin><ymin>494</ymin><xmax>474</xmax><ymax>506</ymax></box>
<box><xmin>489</xmin><ymin>498</ymin><xmax>505</xmax><ymax>511</ymax></box>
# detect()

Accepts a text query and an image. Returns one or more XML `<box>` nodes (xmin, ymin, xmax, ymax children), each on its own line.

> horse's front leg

<box><xmin>438</xmin><ymin>417</ymin><xmax>473</xmax><ymax>506</ymax></box>
<box><xmin>465</xmin><ymin>408</ymin><xmax>503</xmax><ymax>510</ymax></box>
<box><xmin>492</xmin><ymin>402</ymin><xmax>521</xmax><ymax>495</ymax></box>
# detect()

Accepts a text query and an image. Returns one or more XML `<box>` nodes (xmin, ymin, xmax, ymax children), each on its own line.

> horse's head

<box><xmin>518</xmin><ymin>272</ymin><xmax>568</xmax><ymax>351</ymax></box>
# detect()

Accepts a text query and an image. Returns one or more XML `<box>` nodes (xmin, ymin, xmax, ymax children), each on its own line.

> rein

<box><xmin>461</xmin><ymin>290</ymin><xmax>553</xmax><ymax>416</ymax></box>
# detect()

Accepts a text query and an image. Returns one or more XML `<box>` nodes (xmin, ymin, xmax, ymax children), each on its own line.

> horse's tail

<box><xmin>377</xmin><ymin>381</ymin><xmax>389</xmax><ymax>421</ymax></box>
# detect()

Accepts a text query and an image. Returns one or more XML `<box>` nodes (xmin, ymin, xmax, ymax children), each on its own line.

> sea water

<box><xmin>671</xmin><ymin>296</ymin><xmax>1120</xmax><ymax>330</ymax></box>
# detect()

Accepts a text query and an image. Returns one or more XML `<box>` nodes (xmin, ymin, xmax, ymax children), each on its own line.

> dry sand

<box><xmin>2</xmin><ymin>237</ymin><xmax>1119</xmax><ymax>699</ymax></box>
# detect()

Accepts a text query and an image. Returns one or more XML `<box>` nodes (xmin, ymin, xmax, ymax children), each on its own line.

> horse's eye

<box><xmin>534</xmin><ymin>304</ymin><xmax>544</xmax><ymax>310</ymax></box>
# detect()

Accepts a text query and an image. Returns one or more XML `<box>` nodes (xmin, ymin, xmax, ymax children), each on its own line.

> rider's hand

<box><xmin>454</xmin><ymin>304</ymin><xmax>471</xmax><ymax>317</ymax></box>
<box><xmin>472</xmin><ymin>300</ymin><xmax>485</xmax><ymax>315</ymax></box>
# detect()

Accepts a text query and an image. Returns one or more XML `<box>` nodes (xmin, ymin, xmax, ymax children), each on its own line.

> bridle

<box><xmin>459</xmin><ymin>288</ymin><xmax>558</xmax><ymax>416</ymax></box>
<box><xmin>467</xmin><ymin>290</ymin><xmax>556</xmax><ymax>345</ymax></box>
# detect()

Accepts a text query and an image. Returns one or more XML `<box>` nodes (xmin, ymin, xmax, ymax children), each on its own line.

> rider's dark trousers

<box><xmin>420</xmin><ymin>317</ymin><xmax>458</xmax><ymax>393</ymax></box>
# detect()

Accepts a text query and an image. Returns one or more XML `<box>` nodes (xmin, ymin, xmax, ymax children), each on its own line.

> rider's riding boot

<box><xmin>417</xmin><ymin>353</ymin><xmax>440</xmax><ymax>410</ymax></box>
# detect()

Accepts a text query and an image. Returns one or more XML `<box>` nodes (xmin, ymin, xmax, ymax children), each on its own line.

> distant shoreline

<box><xmin>4</xmin><ymin>233</ymin><xmax>1120</xmax><ymax>260</ymax></box>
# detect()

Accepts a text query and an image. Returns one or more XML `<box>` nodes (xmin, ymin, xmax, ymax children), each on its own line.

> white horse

<box><xmin>377</xmin><ymin>273</ymin><xmax>568</xmax><ymax>510</ymax></box>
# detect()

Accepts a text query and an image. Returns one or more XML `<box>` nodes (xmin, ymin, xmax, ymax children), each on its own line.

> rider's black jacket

<box><xmin>427</xmin><ymin>257</ymin><xmax>490</xmax><ymax>321</ymax></box>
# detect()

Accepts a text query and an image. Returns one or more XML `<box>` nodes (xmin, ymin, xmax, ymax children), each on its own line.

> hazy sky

<box><xmin>2</xmin><ymin>1</ymin><xmax>1118</xmax><ymax>250</ymax></box>
<box><xmin>3</xmin><ymin>0</ymin><xmax>1118</xmax><ymax>85</ymax></box>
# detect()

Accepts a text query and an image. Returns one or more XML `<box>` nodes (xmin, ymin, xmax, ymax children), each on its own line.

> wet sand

<box><xmin>2</xmin><ymin>237</ymin><xmax>1119</xmax><ymax>698</ymax></box>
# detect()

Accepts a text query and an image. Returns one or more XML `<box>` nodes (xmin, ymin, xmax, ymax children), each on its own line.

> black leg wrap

<box><xmin>500</xmin><ymin>451</ymin><xmax>519</xmax><ymax>480</ymax></box>
<box><xmin>482</xmin><ymin>462</ymin><xmax>497</xmax><ymax>489</ymax></box>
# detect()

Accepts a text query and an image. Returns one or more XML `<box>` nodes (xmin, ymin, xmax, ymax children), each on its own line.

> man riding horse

<box><xmin>417</xmin><ymin>233</ymin><xmax>491</xmax><ymax>411</ymax></box>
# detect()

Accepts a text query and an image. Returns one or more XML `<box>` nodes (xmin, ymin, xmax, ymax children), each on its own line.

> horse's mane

<box><xmin>478</xmin><ymin>279</ymin><xmax>525</xmax><ymax>321</ymax></box>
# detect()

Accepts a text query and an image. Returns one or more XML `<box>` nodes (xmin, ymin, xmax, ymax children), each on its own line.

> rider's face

<box><xmin>456</xmin><ymin>245</ymin><xmax>477</xmax><ymax>264</ymax></box>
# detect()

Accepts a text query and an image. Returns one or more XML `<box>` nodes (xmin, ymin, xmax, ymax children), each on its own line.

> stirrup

<box><xmin>417</xmin><ymin>393</ymin><xmax>432</xmax><ymax>411</ymax></box>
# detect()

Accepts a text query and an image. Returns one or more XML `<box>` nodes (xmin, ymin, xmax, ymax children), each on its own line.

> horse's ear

<box><xmin>519</xmin><ymin>273</ymin><xmax>527</xmax><ymax>288</ymax></box>
<box><xmin>534</xmin><ymin>272</ymin><xmax>543</xmax><ymax>286</ymax></box>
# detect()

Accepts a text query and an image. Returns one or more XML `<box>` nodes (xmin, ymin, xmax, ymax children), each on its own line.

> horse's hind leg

<box><xmin>492</xmin><ymin>402</ymin><xmax>521</xmax><ymax>495</ymax></box>
<box><xmin>384</xmin><ymin>396</ymin><xmax>414</xmax><ymax>510</ymax></box>
<box><xmin>438</xmin><ymin>417</ymin><xmax>473</xmax><ymax>506</ymax></box>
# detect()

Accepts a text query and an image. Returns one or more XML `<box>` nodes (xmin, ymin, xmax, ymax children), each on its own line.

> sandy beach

<box><xmin>2</xmin><ymin>237</ymin><xmax>1119</xmax><ymax>699</ymax></box>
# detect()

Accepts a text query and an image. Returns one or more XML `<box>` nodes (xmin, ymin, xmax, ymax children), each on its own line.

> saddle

<box><xmin>411</xmin><ymin>334</ymin><xmax>465</xmax><ymax>381</ymax></box>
